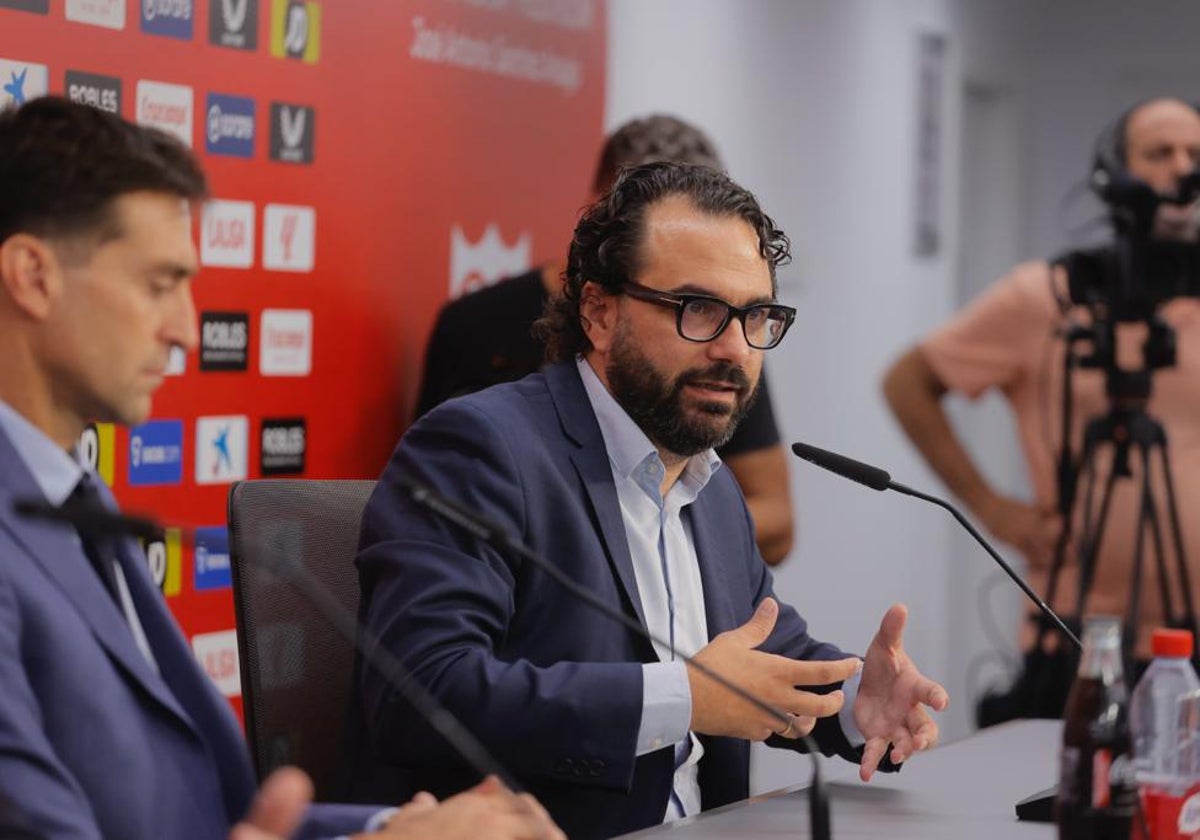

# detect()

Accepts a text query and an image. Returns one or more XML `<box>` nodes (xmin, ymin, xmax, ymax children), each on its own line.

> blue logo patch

<box><xmin>128</xmin><ymin>420</ymin><xmax>184</xmax><ymax>486</ymax></box>
<box><xmin>205</xmin><ymin>93</ymin><xmax>255</xmax><ymax>158</ymax></box>
<box><xmin>141</xmin><ymin>0</ymin><xmax>194</xmax><ymax>40</ymax></box>
<box><xmin>194</xmin><ymin>526</ymin><xmax>232</xmax><ymax>591</ymax></box>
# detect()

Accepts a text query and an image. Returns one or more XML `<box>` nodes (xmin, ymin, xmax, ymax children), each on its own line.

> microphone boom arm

<box><xmin>887</xmin><ymin>481</ymin><xmax>1081</xmax><ymax>649</ymax></box>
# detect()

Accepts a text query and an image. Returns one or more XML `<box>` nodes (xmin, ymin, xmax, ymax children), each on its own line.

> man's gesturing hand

<box><xmin>853</xmin><ymin>604</ymin><xmax>948</xmax><ymax>781</ymax></box>
<box><xmin>688</xmin><ymin>598</ymin><xmax>861</xmax><ymax>741</ymax></box>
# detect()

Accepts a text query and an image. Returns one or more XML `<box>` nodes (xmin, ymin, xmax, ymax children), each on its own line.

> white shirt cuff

<box><xmin>838</xmin><ymin>670</ymin><xmax>865</xmax><ymax>746</ymax></box>
<box><xmin>635</xmin><ymin>661</ymin><xmax>691</xmax><ymax>756</ymax></box>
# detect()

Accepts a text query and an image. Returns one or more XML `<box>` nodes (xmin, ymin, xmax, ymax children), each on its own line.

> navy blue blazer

<box><xmin>0</xmin><ymin>424</ymin><xmax>377</xmax><ymax>840</ymax></box>
<box><xmin>353</xmin><ymin>362</ymin><xmax>864</xmax><ymax>838</ymax></box>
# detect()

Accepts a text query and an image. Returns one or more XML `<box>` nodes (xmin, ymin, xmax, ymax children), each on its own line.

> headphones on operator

<box><xmin>1089</xmin><ymin>98</ymin><xmax>1200</xmax><ymax>206</ymax></box>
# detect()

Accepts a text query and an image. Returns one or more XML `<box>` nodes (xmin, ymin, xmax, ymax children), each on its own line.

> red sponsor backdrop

<box><xmin>1</xmin><ymin>0</ymin><xmax>605</xmax><ymax>715</ymax></box>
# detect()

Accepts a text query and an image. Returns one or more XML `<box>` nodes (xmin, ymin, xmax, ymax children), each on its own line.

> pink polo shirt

<box><xmin>920</xmin><ymin>260</ymin><xmax>1200</xmax><ymax>657</ymax></box>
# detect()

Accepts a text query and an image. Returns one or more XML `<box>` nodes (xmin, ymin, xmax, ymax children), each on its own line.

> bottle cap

<box><xmin>1151</xmin><ymin>628</ymin><xmax>1194</xmax><ymax>658</ymax></box>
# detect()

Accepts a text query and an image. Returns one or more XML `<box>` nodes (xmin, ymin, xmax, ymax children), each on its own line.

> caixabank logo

<box><xmin>200</xmin><ymin>311</ymin><xmax>249</xmax><ymax>371</ymax></box>
<box><xmin>140</xmin><ymin>528</ymin><xmax>182</xmax><ymax>596</ymax></box>
<box><xmin>260</xmin><ymin>417</ymin><xmax>305</xmax><ymax>475</ymax></box>
<box><xmin>195</xmin><ymin>415</ymin><xmax>248</xmax><ymax>485</ymax></box>
<box><xmin>141</xmin><ymin>0</ymin><xmax>193</xmax><ymax>39</ymax></box>
<box><xmin>128</xmin><ymin>419</ymin><xmax>184</xmax><ymax>486</ymax></box>
<box><xmin>269</xmin><ymin>102</ymin><xmax>314</xmax><ymax>164</ymax></box>
<box><xmin>78</xmin><ymin>422</ymin><xmax>115</xmax><ymax>486</ymax></box>
<box><xmin>193</xmin><ymin>526</ymin><xmax>231</xmax><ymax>591</ymax></box>
<box><xmin>65</xmin><ymin>70</ymin><xmax>122</xmax><ymax>114</ymax></box>
<box><xmin>0</xmin><ymin>0</ymin><xmax>49</xmax><ymax>13</ymax></box>
<box><xmin>270</xmin><ymin>0</ymin><xmax>319</xmax><ymax>63</ymax></box>
<box><xmin>205</xmin><ymin>93</ymin><xmax>255</xmax><ymax>158</ymax></box>
<box><xmin>210</xmin><ymin>0</ymin><xmax>257</xmax><ymax>50</ymax></box>
<box><xmin>0</xmin><ymin>58</ymin><xmax>47</xmax><ymax>109</ymax></box>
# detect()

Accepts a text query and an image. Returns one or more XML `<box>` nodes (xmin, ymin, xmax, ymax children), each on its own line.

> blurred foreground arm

<box><xmin>882</xmin><ymin>346</ymin><xmax>1058</xmax><ymax>567</ymax></box>
<box><xmin>726</xmin><ymin>444</ymin><xmax>793</xmax><ymax>565</ymax></box>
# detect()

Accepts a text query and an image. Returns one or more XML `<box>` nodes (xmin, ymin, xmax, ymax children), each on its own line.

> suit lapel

<box><xmin>687</xmin><ymin>481</ymin><xmax>738</xmax><ymax>640</ymax></box>
<box><xmin>0</xmin><ymin>429</ymin><xmax>197</xmax><ymax>733</ymax></box>
<box><xmin>545</xmin><ymin>363</ymin><xmax>649</xmax><ymax>634</ymax></box>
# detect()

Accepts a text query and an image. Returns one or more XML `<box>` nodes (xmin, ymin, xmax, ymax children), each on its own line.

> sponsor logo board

<box><xmin>268</xmin><ymin>102</ymin><xmax>313</xmax><ymax>164</ymax></box>
<box><xmin>260</xmin><ymin>418</ymin><xmax>305</xmax><ymax>474</ymax></box>
<box><xmin>259</xmin><ymin>309</ymin><xmax>311</xmax><ymax>376</ymax></box>
<box><xmin>193</xmin><ymin>526</ymin><xmax>231</xmax><ymax>591</ymax></box>
<box><xmin>205</xmin><ymin>93</ymin><xmax>255</xmax><ymax>158</ymax></box>
<box><xmin>262</xmin><ymin>204</ymin><xmax>314</xmax><ymax>272</ymax></box>
<box><xmin>136</xmin><ymin>80</ymin><xmax>193</xmax><ymax>147</ymax></box>
<box><xmin>65</xmin><ymin>70</ymin><xmax>122</xmax><ymax>113</ymax></box>
<box><xmin>128</xmin><ymin>419</ymin><xmax>184</xmax><ymax>486</ymax></box>
<box><xmin>195</xmin><ymin>415</ymin><xmax>248</xmax><ymax>485</ymax></box>
<box><xmin>141</xmin><ymin>528</ymin><xmax>182</xmax><ymax>596</ymax></box>
<box><xmin>448</xmin><ymin>223</ymin><xmax>531</xmax><ymax>299</ymax></box>
<box><xmin>209</xmin><ymin>0</ymin><xmax>257</xmax><ymax>49</ymax></box>
<box><xmin>78</xmin><ymin>422</ymin><xmax>116</xmax><ymax>486</ymax></box>
<box><xmin>270</xmin><ymin>0</ymin><xmax>320</xmax><ymax>62</ymax></box>
<box><xmin>192</xmin><ymin>630</ymin><xmax>241</xmax><ymax>697</ymax></box>
<box><xmin>200</xmin><ymin>311</ymin><xmax>250</xmax><ymax>371</ymax></box>
<box><xmin>65</xmin><ymin>0</ymin><xmax>124</xmax><ymax>27</ymax></box>
<box><xmin>201</xmin><ymin>200</ymin><xmax>255</xmax><ymax>268</ymax></box>
<box><xmin>141</xmin><ymin>0</ymin><xmax>194</xmax><ymax>39</ymax></box>
<box><xmin>0</xmin><ymin>58</ymin><xmax>48</xmax><ymax>108</ymax></box>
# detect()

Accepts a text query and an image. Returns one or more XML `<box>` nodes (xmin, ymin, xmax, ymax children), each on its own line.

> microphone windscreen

<box><xmin>790</xmin><ymin>442</ymin><xmax>891</xmax><ymax>491</ymax></box>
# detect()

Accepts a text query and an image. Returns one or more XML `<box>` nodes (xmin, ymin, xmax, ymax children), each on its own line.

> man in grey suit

<box><xmin>0</xmin><ymin>96</ymin><xmax>562</xmax><ymax>840</ymax></box>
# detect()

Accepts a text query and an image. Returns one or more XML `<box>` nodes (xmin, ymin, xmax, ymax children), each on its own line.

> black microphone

<box><xmin>791</xmin><ymin>441</ymin><xmax>1081</xmax><ymax>650</ymax></box>
<box><xmin>791</xmin><ymin>441</ymin><xmax>1087</xmax><ymax>824</ymax></box>
<box><xmin>12</xmin><ymin>498</ymin><xmax>521</xmax><ymax>793</ymax></box>
<box><xmin>399</xmin><ymin>478</ymin><xmax>833</xmax><ymax>840</ymax></box>
<box><xmin>14</xmin><ymin>498</ymin><xmax>165</xmax><ymax>541</ymax></box>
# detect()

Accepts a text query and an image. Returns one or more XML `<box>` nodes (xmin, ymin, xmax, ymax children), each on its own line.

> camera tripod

<box><xmin>1043</xmin><ymin>318</ymin><xmax>1200</xmax><ymax>672</ymax></box>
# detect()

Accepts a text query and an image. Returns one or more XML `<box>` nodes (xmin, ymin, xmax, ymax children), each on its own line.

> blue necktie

<box><xmin>65</xmin><ymin>474</ymin><xmax>120</xmax><ymax>605</ymax></box>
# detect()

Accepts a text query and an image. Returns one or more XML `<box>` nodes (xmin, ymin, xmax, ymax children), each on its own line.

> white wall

<box><xmin>607</xmin><ymin>0</ymin><xmax>1200</xmax><ymax>797</ymax></box>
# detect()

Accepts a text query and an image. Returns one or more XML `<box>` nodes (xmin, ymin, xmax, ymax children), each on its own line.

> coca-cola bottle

<box><xmin>1057</xmin><ymin>615</ymin><xmax>1137</xmax><ymax>839</ymax></box>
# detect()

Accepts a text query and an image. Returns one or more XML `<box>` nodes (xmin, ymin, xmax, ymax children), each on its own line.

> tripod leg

<box><xmin>1156</xmin><ymin>439</ymin><xmax>1200</xmax><ymax>643</ymax></box>
<box><xmin>1126</xmin><ymin>443</ymin><xmax>1156</xmax><ymax>655</ymax></box>
<box><xmin>1139</xmin><ymin>442</ymin><xmax>1173</xmax><ymax>632</ymax></box>
<box><xmin>1078</xmin><ymin>448</ymin><xmax>1121</xmax><ymax>614</ymax></box>
<box><xmin>1074</xmin><ymin>433</ymin><xmax>1103</xmax><ymax>615</ymax></box>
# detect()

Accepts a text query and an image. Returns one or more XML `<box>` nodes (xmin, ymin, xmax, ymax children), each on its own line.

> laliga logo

<box><xmin>222</xmin><ymin>0</ymin><xmax>248</xmax><ymax>30</ymax></box>
<box><xmin>130</xmin><ymin>436</ymin><xmax>143</xmax><ymax>468</ymax></box>
<box><xmin>448</xmin><ymin>224</ymin><xmax>531</xmax><ymax>299</ymax></box>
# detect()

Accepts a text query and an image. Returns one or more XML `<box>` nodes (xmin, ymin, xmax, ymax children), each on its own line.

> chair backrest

<box><xmin>227</xmin><ymin>478</ymin><xmax>375</xmax><ymax>801</ymax></box>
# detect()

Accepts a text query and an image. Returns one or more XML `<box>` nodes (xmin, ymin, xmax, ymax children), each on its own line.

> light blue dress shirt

<box><xmin>576</xmin><ymin>359</ymin><xmax>864</xmax><ymax>821</ymax></box>
<box><xmin>0</xmin><ymin>401</ymin><xmax>161</xmax><ymax>669</ymax></box>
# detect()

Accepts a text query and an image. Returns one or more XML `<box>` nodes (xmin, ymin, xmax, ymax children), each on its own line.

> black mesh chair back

<box><xmin>227</xmin><ymin>479</ymin><xmax>375</xmax><ymax>801</ymax></box>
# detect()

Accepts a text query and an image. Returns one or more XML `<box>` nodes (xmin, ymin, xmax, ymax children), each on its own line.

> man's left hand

<box><xmin>852</xmin><ymin>603</ymin><xmax>948</xmax><ymax>782</ymax></box>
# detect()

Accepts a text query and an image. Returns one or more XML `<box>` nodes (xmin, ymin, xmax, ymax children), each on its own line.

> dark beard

<box><xmin>606</xmin><ymin>331</ymin><xmax>759</xmax><ymax>459</ymax></box>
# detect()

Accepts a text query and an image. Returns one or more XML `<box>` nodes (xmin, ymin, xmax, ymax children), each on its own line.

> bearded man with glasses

<box><xmin>351</xmin><ymin>162</ymin><xmax>947</xmax><ymax>839</ymax></box>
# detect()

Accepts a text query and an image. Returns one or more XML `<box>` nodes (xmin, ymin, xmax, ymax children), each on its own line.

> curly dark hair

<box><xmin>536</xmin><ymin>161</ymin><xmax>791</xmax><ymax>363</ymax></box>
<box><xmin>592</xmin><ymin>114</ymin><xmax>724</xmax><ymax>194</ymax></box>
<box><xmin>0</xmin><ymin>95</ymin><xmax>208</xmax><ymax>246</ymax></box>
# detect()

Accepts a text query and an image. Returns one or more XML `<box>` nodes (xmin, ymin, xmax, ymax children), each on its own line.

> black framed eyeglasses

<box><xmin>620</xmin><ymin>280</ymin><xmax>796</xmax><ymax>350</ymax></box>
